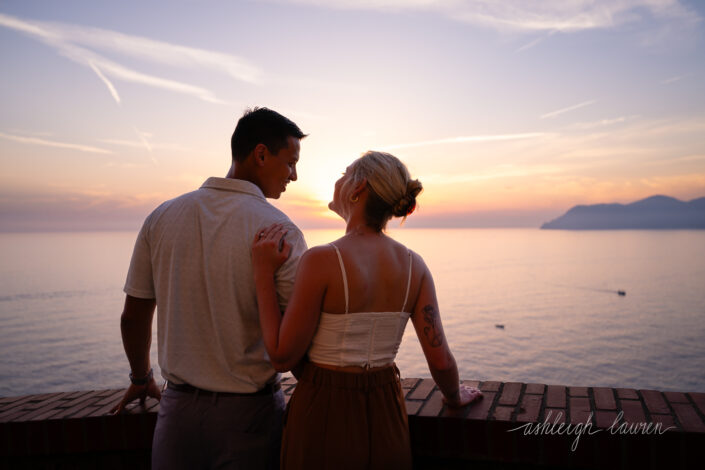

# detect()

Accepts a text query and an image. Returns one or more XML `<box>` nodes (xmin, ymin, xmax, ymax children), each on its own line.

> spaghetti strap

<box><xmin>329</xmin><ymin>243</ymin><xmax>349</xmax><ymax>314</ymax></box>
<box><xmin>401</xmin><ymin>250</ymin><xmax>412</xmax><ymax>312</ymax></box>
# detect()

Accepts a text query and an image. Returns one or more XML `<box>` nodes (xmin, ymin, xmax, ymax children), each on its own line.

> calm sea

<box><xmin>1</xmin><ymin>228</ymin><xmax>704</xmax><ymax>397</ymax></box>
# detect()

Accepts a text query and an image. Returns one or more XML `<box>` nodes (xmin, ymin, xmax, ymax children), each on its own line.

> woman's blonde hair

<box><xmin>349</xmin><ymin>151</ymin><xmax>423</xmax><ymax>231</ymax></box>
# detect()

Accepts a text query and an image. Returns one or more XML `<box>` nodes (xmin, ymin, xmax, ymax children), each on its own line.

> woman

<box><xmin>252</xmin><ymin>151</ymin><xmax>482</xmax><ymax>469</ymax></box>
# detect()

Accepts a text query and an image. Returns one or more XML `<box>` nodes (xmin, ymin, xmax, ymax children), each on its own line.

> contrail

<box><xmin>0</xmin><ymin>131</ymin><xmax>112</xmax><ymax>154</ymax></box>
<box><xmin>380</xmin><ymin>132</ymin><xmax>547</xmax><ymax>150</ymax></box>
<box><xmin>541</xmin><ymin>100</ymin><xmax>595</xmax><ymax>119</ymax></box>
<box><xmin>88</xmin><ymin>61</ymin><xmax>121</xmax><ymax>104</ymax></box>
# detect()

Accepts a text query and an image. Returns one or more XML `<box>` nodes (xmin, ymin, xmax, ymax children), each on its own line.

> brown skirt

<box><xmin>281</xmin><ymin>362</ymin><xmax>412</xmax><ymax>470</ymax></box>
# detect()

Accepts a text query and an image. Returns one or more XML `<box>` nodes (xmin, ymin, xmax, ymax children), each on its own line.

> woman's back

<box><xmin>251</xmin><ymin>150</ymin><xmax>480</xmax><ymax>469</ymax></box>
<box><xmin>308</xmin><ymin>236</ymin><xmax>418</xmax><ymax>368</ymax></box>
<box><xmin>319</xmin><ymin>235</ymin><xmax>420</xmax><ymax>315</ymax></box>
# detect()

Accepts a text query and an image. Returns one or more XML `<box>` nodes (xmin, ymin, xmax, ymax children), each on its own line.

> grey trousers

<box><xmin>151</xmin><ymin>386</ymin><xmax>285</xmax><ymax>470</ymax></box>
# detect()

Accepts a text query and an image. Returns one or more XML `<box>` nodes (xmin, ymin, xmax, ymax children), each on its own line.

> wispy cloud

<box><xmin>99</xmin><ymin>129</ymin><xmax>196</xmax><ymax>165</ymax></box>
<box><xmin>515</xmin><ymin>30</ymin><xmax>557</xmax><ymax>53</ymax></box>
<box><xmin>131</xmin><ymin>128</ymin><xmax>157</xmax><ymax>164</ymax></box>
<box><xmin>0</xmin><ymin>189</ymin><xmax>163</xmax><ymax>232</ymax></box>
<box><xmin>643</xmin><ymin>153</ymin><xmax>705</xmax><ymax>166</ymax></box>
<box><xmin>569</xmin><ymin>115</ymin><xmax>638</xmax><ymax>130</ymax></box>
<box><xmin>57</xmin><ymin>23</ymin><xmax>260</xmax><ymax>83</ymax></box>
<box><xmin>661</xmin><ymin>74</ymin><xmax>688</xmax><ymax>84</ymax></box>
<box><xmin>0</xmin><ymin>131</ymin><xmax>111</xmax><ymax>154</ymax></box>
<box><xmin>379</xmin><ymin>132</ymin><xmax>549</xmax><ymax>150</ymax></box>
<box><xmin>5</xmin><ymin>129</ymin><xmax>55</xmax><ymax>138</ymax></box>
<box><xmin>87</xmin><ymin>60</ymin><xmax>121</xmax><ymax>103</ymax></box>
<box><xmin>541</xmin><ymin>100</ymin><xmax>596</xmax><ymax>119</ymax></box>
<box><xmin>515</xmin><ymin>35</ymin><xmax>547</xmax><ymax>53</ymax></box>
<box><xmin>423</xmin><ymin>163</ymin><xmax>563</xmax><ymax>185</ymax></box>
<box><xmin>133</xmin><ymin>129</ymin><xmax>153</xmax><ymax>154</ymax></box>
<box><xmin>99</xmin><ymin>138</ymin><xmax>191</xmax><ymax>153</ymax></box>
<box><xmin>0</xmin><ymin>12</ymin><xmax>261</xmax><ymax>105</ymax></box>
<box><xmin>279</xmin><ymin>1</ymin><xmax>698</xmax><ymax>33</ymax></box>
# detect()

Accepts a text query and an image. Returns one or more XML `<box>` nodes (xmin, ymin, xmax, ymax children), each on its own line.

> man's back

<box><xmin>116</xmin><ymin>107</ymin><xmax>307</xmax><ymax>469</ymax></box>
<box><xmin>125</xmin><ymin>177</ymin><xmax>306</xmax><ymax>393</ymax></box>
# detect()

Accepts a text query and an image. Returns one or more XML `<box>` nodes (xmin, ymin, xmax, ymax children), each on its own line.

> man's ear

<box><xmin>254</xmin><ymin>143</ymin><xmax>267</xmax><ymax>167</ymax></box>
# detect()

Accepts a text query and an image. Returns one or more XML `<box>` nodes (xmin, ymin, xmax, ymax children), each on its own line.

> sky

<box><xmin>1</xmin><ymin>0</ymin><xmax>704</xmax><ymax>231</ymax></box>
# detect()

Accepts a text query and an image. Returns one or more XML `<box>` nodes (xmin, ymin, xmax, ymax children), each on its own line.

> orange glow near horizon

<box><xmin>1</xmin><ymin>4</ymin><xmax>704</xmax><ymax>230</ymax></box>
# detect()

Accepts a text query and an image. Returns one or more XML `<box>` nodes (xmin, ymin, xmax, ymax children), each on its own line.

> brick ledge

<box><xmin>2</xmin><ymin>378</ymin><xmax>704</xmax><ymax>469</ymax></box>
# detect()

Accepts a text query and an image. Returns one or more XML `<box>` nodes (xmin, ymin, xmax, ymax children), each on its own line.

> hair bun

<box><xmin>392</xmin><ymin>179</ymin><xmax>423</xmax><ymax>218</ymax></box>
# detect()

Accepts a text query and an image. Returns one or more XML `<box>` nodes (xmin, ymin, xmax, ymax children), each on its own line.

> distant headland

<box><xmin>541</xmin><ymin>195</ymin><xmax>705</xmax><ymax>230</ymax></box>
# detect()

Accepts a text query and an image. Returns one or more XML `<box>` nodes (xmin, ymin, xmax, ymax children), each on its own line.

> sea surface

<box><xmin>1</xmin><ymin>228</ymin><xmax>704</xmax><ymax>397</ymax></box>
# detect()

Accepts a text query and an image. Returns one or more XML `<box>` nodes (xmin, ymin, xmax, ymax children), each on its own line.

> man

<box><xmin>111</xmin><ymin>107</ymin><xmax>307</xmax><ymax>469</ymax></box>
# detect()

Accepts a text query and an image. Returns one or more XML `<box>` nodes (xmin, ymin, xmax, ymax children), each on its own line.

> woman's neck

<box><xmin>345</xmin><ymin>224</ymin><xmax>381</xmax><ymax>236</ymax></box>
<box><xmin>343</xmin><ymin>202</ymin><xmax>382</xmax><ymax>237</ymax></box>
<box><xmin>344</xmin><ymin>214</ymin><xmax>381</xmax><ymax>237</ymax></box>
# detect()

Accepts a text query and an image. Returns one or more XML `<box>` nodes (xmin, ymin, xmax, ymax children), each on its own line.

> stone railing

<box><xmin>2</xmin><ymin>378</ymin><xmax>704</xmax><ymax>469</ymax></box>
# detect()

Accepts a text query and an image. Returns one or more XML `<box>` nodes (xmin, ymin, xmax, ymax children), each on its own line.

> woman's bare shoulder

<box><xmin>408</xmin><ymin>248</ymin><xmax>425</xmax><ymax>266</ymax></box>
<box><xmin>306</xmin><ymin>243</ymin><xmax>337</xmax><ymax>254</ymax></box>
<box><xmin>293</xmin><ymin>245</ymin><xmax>338</xmax><ymax>287</ymax></box>
<box><xmin>300</xmin><ymin>243</ymin><xmax>337</xmax><ymax>266</ymax></box>
<box><xmin>390</xmin><ymin>240</ymin><xmax>428</xmax><ymax>274</ymax></box>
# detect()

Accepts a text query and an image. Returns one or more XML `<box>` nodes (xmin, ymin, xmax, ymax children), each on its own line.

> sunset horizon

<box><xmin>2</xmin><ymin>1</ymin><xmax>704</xmax><ymax>232</ymax></box>
<box><xmin>2</xmin><ymin>5</ymin><xmax>705</xmax><ymax>460</ymax></box>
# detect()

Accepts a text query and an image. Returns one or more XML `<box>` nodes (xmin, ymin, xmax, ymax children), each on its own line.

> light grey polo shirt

<box><xmin>124</xmin><ymin>177</ymin><xmax>307</xmax><ymax>393</ymax></box>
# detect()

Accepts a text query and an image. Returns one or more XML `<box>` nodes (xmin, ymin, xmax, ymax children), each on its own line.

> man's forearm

<box><xmin>120</xmin><ymin>296</ymin><xmax>156</xmax><ymax>378</ymax></box>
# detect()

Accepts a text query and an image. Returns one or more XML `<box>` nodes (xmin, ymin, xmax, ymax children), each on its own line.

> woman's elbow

<box><xmin>427</xmin><ymin>349</ymin><xmax>457</xmax><ymax>373</ymax></box>
<box><xmin>268</xmin><ymin>353</ymin><xmax>300</xmax><ymax>373</ymax></box>
<box><xmin>271</xmin><ymin>360</ymin><xmax>291</xmax><ymax>373</ymax></box>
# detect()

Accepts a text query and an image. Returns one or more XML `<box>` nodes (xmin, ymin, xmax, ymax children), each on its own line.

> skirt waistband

<box><xmin>299</xmin><ymin>362</ymin><xmax>400</xmax><ymax>391</ymax></box>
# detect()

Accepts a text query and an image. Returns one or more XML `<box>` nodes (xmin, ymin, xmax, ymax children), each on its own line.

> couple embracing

<box><xmin>113</xmin><ymin>107</ymin><xmax>482</xmax><ymax>469</ymax></box>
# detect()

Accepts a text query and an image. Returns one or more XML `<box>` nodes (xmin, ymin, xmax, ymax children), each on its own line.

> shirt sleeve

<box><xmin>123</xmin><ymin>214</ymin><xmax>156</xmax><ymax>299</ymax></box>
<box><xmin>273</xmin><ymin>222</ymin><xmax>308</xmax><ymax>311</ymax></box>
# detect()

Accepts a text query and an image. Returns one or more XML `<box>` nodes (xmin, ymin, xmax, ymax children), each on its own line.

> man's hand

<box><xmin>116</xmin><ymin>295</ymin><xmax>158</xmax><ymax>414</ymax></box>
<box><xmin>110</xmin><ymin>378</ymin><xmax>162</xmax><ymax>414</ymax></box>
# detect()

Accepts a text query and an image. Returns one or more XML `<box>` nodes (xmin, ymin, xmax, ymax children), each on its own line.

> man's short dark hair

<box><xmin>231</xmin><ymin>107</ymin><xmax>306</xmax><ymax>162</ymax></box>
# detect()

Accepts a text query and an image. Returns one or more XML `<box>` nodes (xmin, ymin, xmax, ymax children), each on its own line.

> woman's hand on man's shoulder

<box><xmin>252</xmin><ymin>223</ymin><xmax>291</xmax><ymax>277</ymax></box>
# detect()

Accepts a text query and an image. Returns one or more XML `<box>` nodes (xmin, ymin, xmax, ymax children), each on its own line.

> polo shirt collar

<box><xmin>201</xmin><ymin>177</ymin><xmax>265</xmax><ymax>200</ymax></box>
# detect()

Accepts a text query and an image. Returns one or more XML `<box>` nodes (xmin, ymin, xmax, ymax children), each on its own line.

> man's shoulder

<box><xmin>153</xmin><ymin>189</ymin><xmax>196</xmax><ymax>211</ymax></box>
<box><xmin>255</xmin><ymin>200</ymin><xmax>291</xmax><ymax>223</ymax></box>
<box><xmin>142</xmin><ymin>184</ymin><xmax>304</xmax><ymax>240</ymax></box>
<box><xmin>140</xmin><ymin>188</ymin><xmax>201</xmax><ymax>228</ymax></box>
<box><xmin>247</xmin><ymin>198</ymin><xmax>301</xmax><ymax>232</ymax></box>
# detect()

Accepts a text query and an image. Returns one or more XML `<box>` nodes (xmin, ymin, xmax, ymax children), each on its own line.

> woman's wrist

<box><xmin>443</xmin><ymin>387</ymin><xmax>461</xmax><ymax>405</ymax></box>
<box><xmin>253</xmin><ymin>265</ymin><xmax>275</xmax><ymax>283</ymax></box>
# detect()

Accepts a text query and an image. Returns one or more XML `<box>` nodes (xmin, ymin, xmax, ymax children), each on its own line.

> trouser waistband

<box><xmin>167</xmin><ymin>381</ymin><xmax>281</xmax><ymax>397</ymax></box>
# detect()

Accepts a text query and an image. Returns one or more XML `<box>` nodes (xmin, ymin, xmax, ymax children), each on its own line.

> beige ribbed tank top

<box><xmin>307</xmin><ymin>243</ymin><xmax>413</xmax><ymax>368</ymax></box>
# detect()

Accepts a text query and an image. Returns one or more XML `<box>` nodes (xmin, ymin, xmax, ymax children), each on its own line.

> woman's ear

<box><xmin>352</xmin><ymin>178</ymin><xmax>368</xmax><ymax>200</ymax></box>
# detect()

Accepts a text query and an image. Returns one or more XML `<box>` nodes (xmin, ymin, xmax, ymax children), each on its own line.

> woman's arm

<box><xmin>253</xmin><ymin>225</ymin><xmax>327</xmax><ymax>371</ymax></box>
<box><xmin>411</xmin><ymin>255</ymin><xmax>482</xmax><ymax>407</ymax></box>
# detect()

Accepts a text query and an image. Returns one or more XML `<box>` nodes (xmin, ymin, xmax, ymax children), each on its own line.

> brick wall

<box><xmin>2</xmin><ymin>378</ymin><xmax>704</xmax><ymax>469</ymax></box>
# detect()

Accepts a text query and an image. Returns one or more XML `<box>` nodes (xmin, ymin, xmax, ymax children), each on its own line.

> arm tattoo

<box><xmin>422</xmin><ymin>304</ymin><xmax>443</xmax><ymax>347</ymax></box>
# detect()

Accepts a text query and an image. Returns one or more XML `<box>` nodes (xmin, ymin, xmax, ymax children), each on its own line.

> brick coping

<box><xmin>2</xmin><ymin>378</ymin><xmax>705</xmax><ymax>468</ymax></box>
<box><xmin>397</xmin><ymin>378</ymin><xmax>705</xmax><ymax>434</ymax></box>
<box><xmin>3</xmin><ymin>378</ymin><xmax>703</xmax><ymax>431</ymax></box>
